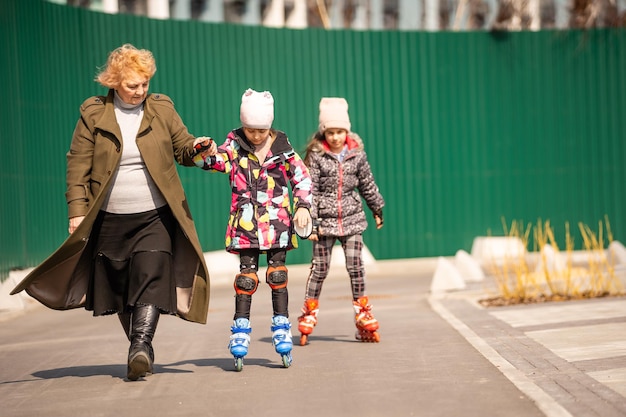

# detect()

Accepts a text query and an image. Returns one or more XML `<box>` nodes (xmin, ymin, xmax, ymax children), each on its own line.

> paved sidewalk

<box><xmin>431</xmin><ymin>283</ymin><xmax>626</xmax><ymax>417</ymax></box>
<box><xmin>1</xmin><ymin>257</ymin><xmax>625</xmax><ymax>417</ymax></box>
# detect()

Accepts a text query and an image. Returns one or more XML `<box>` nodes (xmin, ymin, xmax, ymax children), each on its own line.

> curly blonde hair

<box><xmin>95</xmin><ymin>44</ymin><xmax>157</xmax><ymax>89</ymax></box>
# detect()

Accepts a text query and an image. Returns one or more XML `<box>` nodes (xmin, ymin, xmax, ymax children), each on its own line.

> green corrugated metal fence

<box><xmin>2</xmin><ymin>0</ymin><xmax>626</xmax><ymax>280</ymax></box>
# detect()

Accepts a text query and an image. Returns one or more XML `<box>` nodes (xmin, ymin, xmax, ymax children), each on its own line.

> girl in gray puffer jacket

<box><xmin>297</xmin><ymin>97</ymin><xmax>385</xmax><ymax>345</ymax></box>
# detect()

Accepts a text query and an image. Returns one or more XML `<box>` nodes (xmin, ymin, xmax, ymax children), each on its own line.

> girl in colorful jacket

<box><xmin>297</xmin><ymin>97</ymin><xmax>385</xmax><ymax>345</ymax></box>
<box><xmin>194</xmin><ymin>89</ymin><xmax>312</xmax><ymax>370</ymax></box>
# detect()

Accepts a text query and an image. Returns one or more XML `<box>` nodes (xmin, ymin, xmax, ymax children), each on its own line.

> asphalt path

<box><xmin>0</xmin><ymin>260</ymin><xmax>545</xmax><ymax>417</ymax></box>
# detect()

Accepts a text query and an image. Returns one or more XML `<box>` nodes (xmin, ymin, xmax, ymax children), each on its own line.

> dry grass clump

<box><xmin>479</xmin><ymin>216</ymin><xmax>625</xmax><ymax>307</ymax></box>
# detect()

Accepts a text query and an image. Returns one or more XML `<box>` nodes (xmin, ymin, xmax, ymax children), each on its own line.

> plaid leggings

<box><xmin>305</xmin><ymin>234</ymin><xmax>366</xmax><ymax>301</ymax></box>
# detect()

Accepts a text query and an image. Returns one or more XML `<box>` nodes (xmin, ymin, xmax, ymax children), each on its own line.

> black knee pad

<box><xmin>266</xmin><ymin>265</ymin><xmax>288</xmax><ymax>290</ymax></box>
<box><xmin>234</xmin><ymin>272</ymin><xmax>259</xmax><ymax>295</ymax></box>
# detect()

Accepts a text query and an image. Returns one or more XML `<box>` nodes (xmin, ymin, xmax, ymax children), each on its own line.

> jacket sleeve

<box><xmin>151</xmin><ymin>94</ymin><xmax>198</xmax><ymax>167</ymax></box>
<box><xmin>287</xmin><ymin>152</ymin><xmax>312</xmax><ymax>210</ymax></box>
<box><xmin>357</xmin><ymin>153</ymin><xmax>385</xmax><ymax>214</ymax></box>
<box><xmin>65</xmin><ymin>107</ymin><xmax>97</xmax><ymax>219</ymax></box>
<box><xmin>171</xmin><ymin>111</ymin><xmax>198</xmax><ymax>167</ymax></box>
<box><xmin>307</xmin><ymin>154</ymin><xmax>320</xmax><ymax>220</ymax></box>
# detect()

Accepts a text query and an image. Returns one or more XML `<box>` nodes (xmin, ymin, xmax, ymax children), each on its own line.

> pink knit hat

<box><xmin>318</xmin><ymin>97</ymin><xmax>351</xmax><ymax>133</ymax></box>
<box><xmin>240</xmin><ymin>88</ymin><xmax>274</xmax><ymax>129</ymax></box>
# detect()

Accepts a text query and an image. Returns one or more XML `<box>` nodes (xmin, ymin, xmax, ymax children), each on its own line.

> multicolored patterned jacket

<box><xmin>197</xmin><ymin>128</ymin><xmax>312</xmax><ymax>253</ymax></box>
<box><xmin>305</xmin><ymin>132</ymin><xmax>384</xmax><ymax>237</ymax></box>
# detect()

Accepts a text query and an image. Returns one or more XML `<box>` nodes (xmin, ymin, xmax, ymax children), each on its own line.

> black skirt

<box><xmin>85</xmin><ymin>206</ymin><xmax>177</xmax><ymax>316</ymax></box>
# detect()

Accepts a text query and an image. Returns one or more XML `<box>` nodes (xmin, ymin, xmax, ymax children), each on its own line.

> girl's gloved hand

<box><xmin>193</xmin><ymin>137</ymin><xmax>216</xmax><ymax>154</ymax></box>
<box><xmin>192</xmin><ymin>137</ymin><xmax>217</xmax><ymax>167</ymax></box>
<box><xmin>293</xmin><ymin>207</ymin><xmax>311</xmax><ymax>229</ymax></box>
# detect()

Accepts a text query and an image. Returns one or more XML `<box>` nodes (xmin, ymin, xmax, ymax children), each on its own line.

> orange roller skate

<box><xmin>353</xmin><ymin>296</ymin><xmax>380</xmax><ymax>343</ymax></box>
<box><xmin>297</xmin><ymin>298</ymin><xmax>319</xmax><ymax>346</ymax></box>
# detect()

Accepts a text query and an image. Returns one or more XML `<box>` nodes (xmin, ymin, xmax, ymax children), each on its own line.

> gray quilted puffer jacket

<box><xmin>304</xmin><ymin>132</ymin><xmax>385</xmax><ymax>237</ymax></box>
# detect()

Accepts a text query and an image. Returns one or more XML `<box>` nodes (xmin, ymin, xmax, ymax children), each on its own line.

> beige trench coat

<box><xmin>11</xmin><ymin>90</ymin><xmax>210</xmax><ymax>324</ymax></box>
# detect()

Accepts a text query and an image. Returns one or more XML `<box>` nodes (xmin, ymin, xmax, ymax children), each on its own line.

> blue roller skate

<box><xmin>271</xmin><ymin>315</ymin><xmax>293</xmax><ymax>368</ymax></box>
<box><xmin>228</xmin><ymin>318</ymin><xmax>251</xmax><ymax>372</ymax></box>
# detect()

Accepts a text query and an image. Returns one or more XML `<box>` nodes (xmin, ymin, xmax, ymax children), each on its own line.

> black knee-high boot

<box><xmin>118</xmin><ymin>312</ymin><xmax>131</xmax><ymax>341</ymax></box>
<box><xmin>127</xmin><ymin>304</ymin><xmax>160</xmax><ymax>381</ymax></box>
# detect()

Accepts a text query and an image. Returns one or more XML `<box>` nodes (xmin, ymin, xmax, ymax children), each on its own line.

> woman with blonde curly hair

<box><xmin>12</xmin><ymin>44</ymin><xmax>213</xmax><ymax>381</ymax></box>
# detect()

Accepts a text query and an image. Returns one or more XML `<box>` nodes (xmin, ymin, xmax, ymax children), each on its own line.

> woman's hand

<box><xmin>69</xmin><ymin>216</ymin><xmax>85</xmax><ymax>234</ymax></box>
<box><xmin>193</xmin><ymin>137</ymin><xmax>217</xmax><ymax>157</ymax></box>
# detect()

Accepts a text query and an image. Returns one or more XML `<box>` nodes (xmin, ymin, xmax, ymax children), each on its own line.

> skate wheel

<box><xmin>356</xmin><ymin>330</ymin><xmax>381</xmax><ymax>343</ymax></box>
<box><xmin>281</xmin><ymin>354</ymin><xmax>292</xmax><ymax>368</ymax></box>
<box><xmin>234</xmin><ymin>357</ymin><xmax>243</xmax><ymax>372</ymax></box>
<box><xmin>299</xmin><ymin>334</ymin><xmax>308</xmax><ymax>346</ymax></box>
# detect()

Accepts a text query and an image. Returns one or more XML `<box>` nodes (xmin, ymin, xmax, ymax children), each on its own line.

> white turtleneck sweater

<box><xmin>102</xmin><ymin>92</ymin><xmax>167</xmax><ymax>214</ymax></box>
